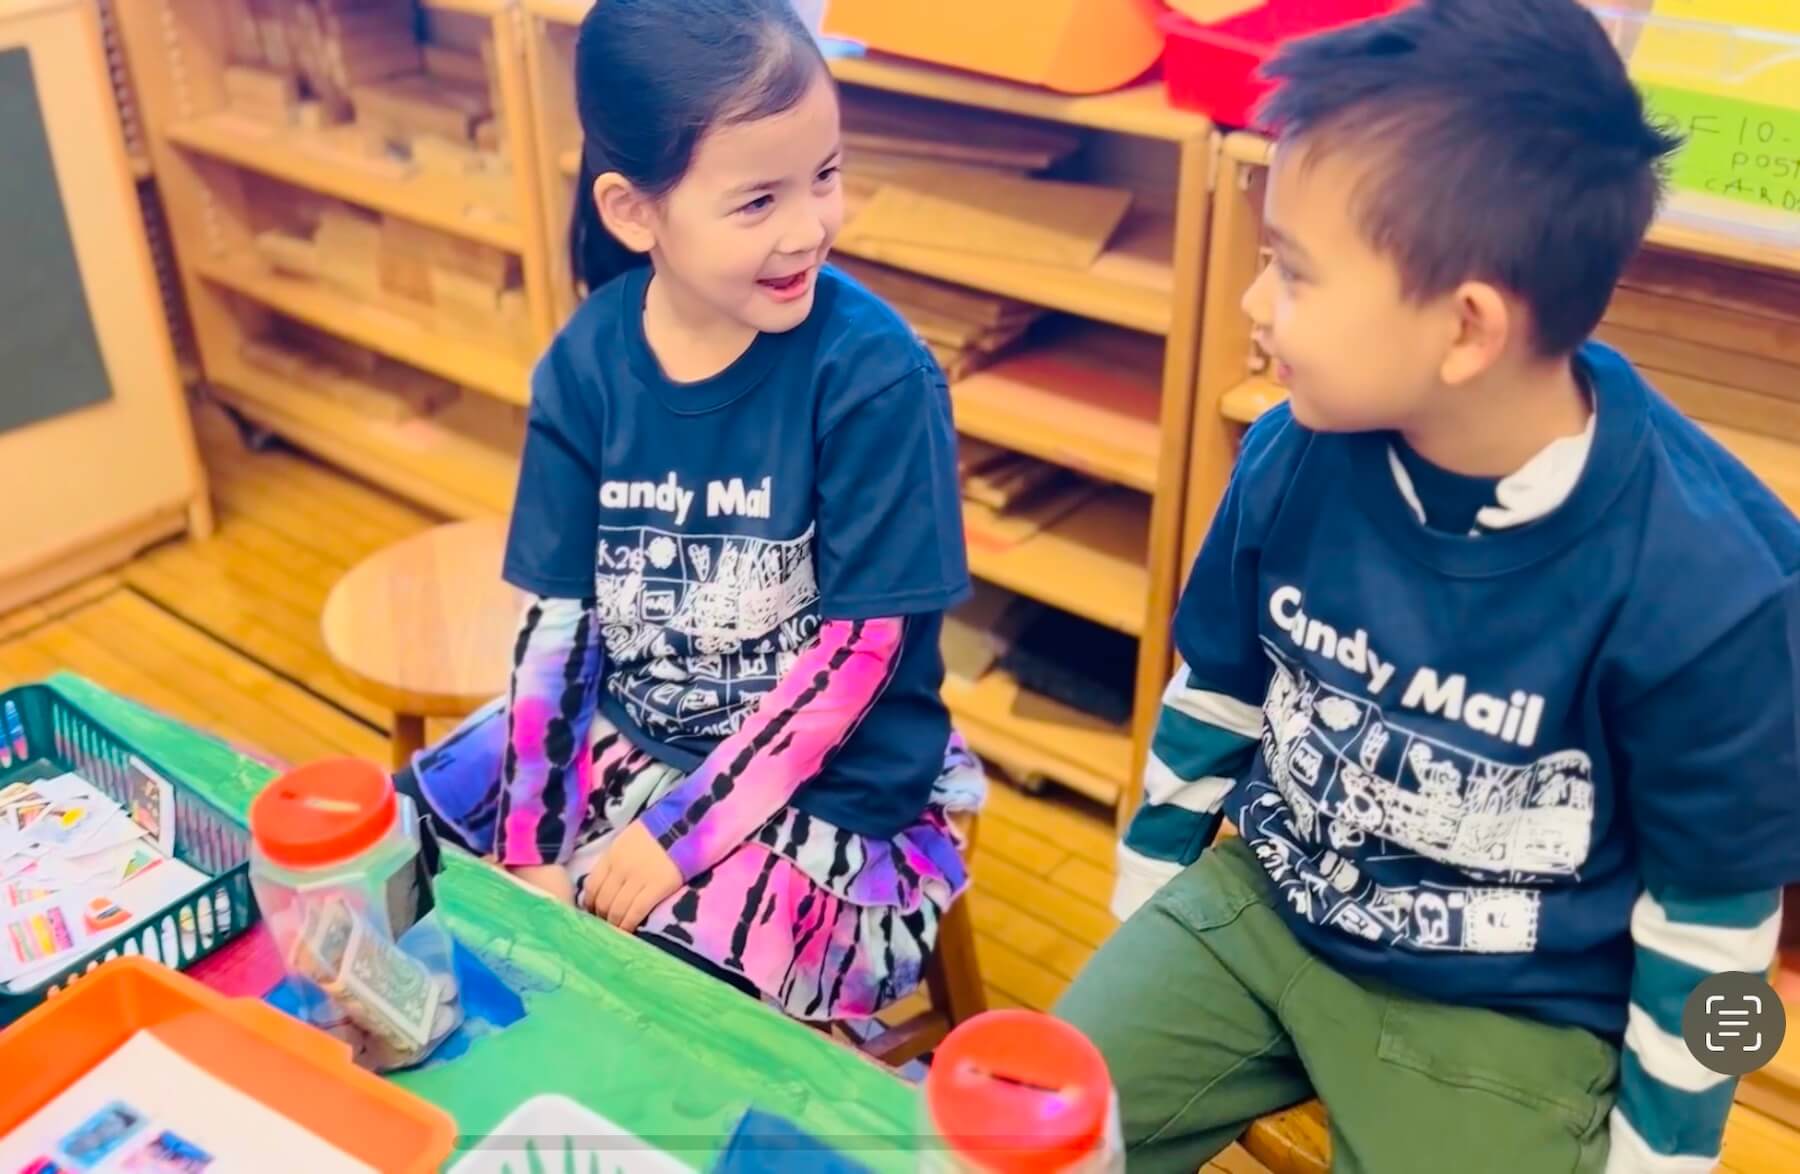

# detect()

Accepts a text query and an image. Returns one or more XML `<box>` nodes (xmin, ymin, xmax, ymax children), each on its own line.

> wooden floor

<box><xmin>0</xmin><ymin>399</ymin><xmax>1122</xmax><ymax>1016</ymax></box>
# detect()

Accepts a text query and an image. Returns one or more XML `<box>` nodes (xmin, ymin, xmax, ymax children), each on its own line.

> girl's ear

<box><xmin>594</xmin><ymin>172</ymin><xmax>656</xmax><ymax>256</ymax></box>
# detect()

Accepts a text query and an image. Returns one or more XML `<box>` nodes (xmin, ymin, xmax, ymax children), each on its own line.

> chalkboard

<box><xmin>0</xmin><ymin>46</ymin><xmax>111</xmax><ymax>435</ymax></box>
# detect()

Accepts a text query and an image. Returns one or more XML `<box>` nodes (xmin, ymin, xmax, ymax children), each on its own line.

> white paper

<box><xmin>0</xmin><ymin>1029</ymin><xmax>376</xmax><ymax>1173</ymax></box>
<box><xmin>448</xmin><ymin>1094</ymin><xmax>692</xmax><ymax>1174</ymax></box>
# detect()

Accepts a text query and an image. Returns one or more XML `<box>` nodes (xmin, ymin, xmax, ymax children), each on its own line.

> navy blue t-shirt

<box><xmin>1179</xmin><ymin>342</ymin><xmax>1800</xmax><ymax>1036</ymax></box>
<box><xmin>502</xmin><ymin>264</ymin><xmax>970</xmax><ymax>839</ymax></box>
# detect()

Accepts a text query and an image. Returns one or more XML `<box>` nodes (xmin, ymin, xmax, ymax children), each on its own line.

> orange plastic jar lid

<box><xmin>249</xmin><ymin>758</ymin><xmax>398</xmax><ymax>870</ymax></box>
<box><xmin>924</xmin><ymin>1009</ymin><xmax>1113</xmax><ymax>1173</ymax></box>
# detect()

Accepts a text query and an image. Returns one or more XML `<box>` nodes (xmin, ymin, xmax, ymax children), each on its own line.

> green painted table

<box><xmin>45</xmin><ymin>673</ymin><xmax>922</xmax><ymax>1171</ymax></box>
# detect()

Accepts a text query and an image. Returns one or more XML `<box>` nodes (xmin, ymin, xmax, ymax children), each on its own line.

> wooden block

<box><xmin>473</xmin><ymin>118</ymin><xmax>502</xmax><ymax>153</ymax></box>
<box><xmin>843</xmin><ymin>176</ymin><xmax>1133</xmax><ymax>271</ymax></box>
<box><xmin>379</xmin><ymin>242</ymin><xmax>435</xmax><ymax>304</ymax></box>
<box><xmin>275</xmin><ymin>319</ymin><xmax>381</xmax><ymax>377</ymax></box>
<box><xmin>226</xmin><ymin>3</ymin><xmax>267</xmax><ymax>65</ymax></box>
<box><xmin>429</xmin><ymin>267</ymin><xmax>503</xmax><ymax>323</ymax></box>
<box><xmin>240</xmin><ymin>338</ymin><xmax>309</xmax><ymax>381</ymax></box>
<box><xmin>317</xmin><ymin>205</ymin><xmax>382</xmax><ymax>262</ymax></box>
<box><xmin>424</xmin><ymin>46</ymin><xmax>488</xmax><ymax>89</ymax></box>
<box><xmin>411</xmin><ymin>134</ymin><xmax>482</xmax><ymax>176</ymax></box>
<box><xmin>352</xmin><ymin>77</ymin><xmax>482</xmax><ymax>144</ymax></box>
<box><xmin>225</xmin><ymin>65</ymin><xmax>298</xmax><ymax>119</ymax></box>
<box><xmin>329</xmin><ymin>38</ymin><xmax>424</xmax><ymax>87</ymax></box>
<box><xmin>253</xmin><ymin>231</ymin><xmax>321</xmax><ymax>279</ymax></box>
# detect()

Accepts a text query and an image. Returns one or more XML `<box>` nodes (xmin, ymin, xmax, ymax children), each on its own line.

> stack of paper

<box><xmin>0</xmin><ymin>772</ymin><xmax>207</xmax><ymax>990</ymax></box>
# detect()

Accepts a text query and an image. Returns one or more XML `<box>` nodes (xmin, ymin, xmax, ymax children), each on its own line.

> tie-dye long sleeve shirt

<box><xmin>494</xmin><ymin>597</ymin><xmax>907</xmax><ymax>875</ymax></box>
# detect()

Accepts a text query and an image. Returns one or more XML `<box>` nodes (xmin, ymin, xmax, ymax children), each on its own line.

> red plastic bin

<box><xmin>1160</xmin><ymin>1</ymin><xmax>1406</xmax><ymax>128</ymax></box>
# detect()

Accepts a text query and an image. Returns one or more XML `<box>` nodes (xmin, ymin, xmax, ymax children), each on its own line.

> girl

<box><xmin>396</xmin><ymin>0</ymin><xmax>984</xmax><ymax>1022</ymax></box>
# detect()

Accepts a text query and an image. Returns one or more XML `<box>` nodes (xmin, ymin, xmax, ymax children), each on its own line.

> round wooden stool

<box><xmin>322</xmin><ymin>519</ymin><xmax>523</xmax><ymax>769</ymax></box>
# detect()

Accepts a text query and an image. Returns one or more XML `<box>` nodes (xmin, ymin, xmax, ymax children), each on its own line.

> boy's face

<box><xmin>1242</xmin><ymin>143</ymin><xmax>1458</xmax><ymax>433</ymax></box>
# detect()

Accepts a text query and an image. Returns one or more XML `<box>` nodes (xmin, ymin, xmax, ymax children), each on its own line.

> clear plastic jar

<box><xmin>920</xmin><ymin>1010</ymin><xmax>1124</xmax><ymax>1174</ymax></box>
<box><xmin>248</xmin><ymin>758</ymin><xmax>460</xmax><ymax>1072</ymax></box>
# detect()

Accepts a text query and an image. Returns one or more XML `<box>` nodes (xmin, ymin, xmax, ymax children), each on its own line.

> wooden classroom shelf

<box><xmin>965</xmin><ymin>490</ymin><xmax>1150</xmax><ymax>637</ymax></box>
<box><xmin>165</xmin><ymin>113</ymin><xmax>524</xmax><ymax>253</ymax></box>
<box><xmin>207</xmin><ymin>353</ymin><xmax>517</xmax><ymax>520</ymax></box>
<box><xmin>195</xmin><ymin>254</ymin><xmax>533</xmax><ymax>407</ymax></box>
<box><xmin>835</xmin><ymin>209</ymin><xmax>1176</xmax><ymax>336</ymax></box>
<box><xmin>829</xmin><ymin>54</ymin><xmax>1211</xmax><ymax>144</ymax></box>
<box><xmin>951</xmin><ymin>337</ymin><xmax>1162</xmax><ymax>492</ymax></box>
<box><xmin>942</xmin><ymin>668</ymin><xmax>1131</xmax><ymax>806</ymax></box>
<box><xmin>1647</xmin><ymin>219</ymin><xmax>1800</xmax><ymax>281</ymax></box>
<box><xmin>1701</xmin><ymin>423</ymin><xmax>1800</xmax><ymax>517</ymax></box>
<box><xmin>1220</xmin><ymin>375</ymin><xmax>1286</xmax><ymax>426</ymax></box>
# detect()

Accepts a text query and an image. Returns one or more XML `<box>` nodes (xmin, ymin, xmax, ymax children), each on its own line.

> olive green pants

<box><xmin>1053</xmin><ymin>838</ymin><xmax>1620</xmax><ymax>1174</ymax></box>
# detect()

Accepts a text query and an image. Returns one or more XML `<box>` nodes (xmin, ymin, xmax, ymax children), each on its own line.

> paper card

<box><xmin>120</xmin><ymin>1129</ymin><xmax>215</xmax><ymax>1172</ymax></box>
<box><xmin>127</xmin><ymin>758</ymin><xmax>177</xmax><ymax>854</ymax></box>
<box><xmin>56</xmin><ymin>1100</ymin><xmax>150</xmax><ymax>1167</ymax></box>
<box><xmin>1642</xmin><ymin>82</ymin><xmax>1800</xmax><ymax>213</ymax></box>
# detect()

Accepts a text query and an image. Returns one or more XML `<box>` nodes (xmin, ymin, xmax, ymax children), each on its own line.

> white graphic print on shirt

<box><xmin>593</xmin><ymin>522</ymin><xmax>819</xmax><ymax>743</ymax></box>
<box><xmin>1240</xmin><ymin>642</ymin><xmax>1595</xmax><ymax>954</ymax></box>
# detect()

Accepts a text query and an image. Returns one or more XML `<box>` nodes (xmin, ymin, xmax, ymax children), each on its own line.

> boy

<box><xmin>1054</xmin><ymin>2</ymin><xmax>1800</xmax><ymax>1171</ymax></box>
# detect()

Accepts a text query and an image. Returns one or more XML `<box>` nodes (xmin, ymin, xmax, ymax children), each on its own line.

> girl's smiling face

<box><xmin>601</xmin><ymin>69</ymin><xmax>844</xmax><ymax>341</ymax></box>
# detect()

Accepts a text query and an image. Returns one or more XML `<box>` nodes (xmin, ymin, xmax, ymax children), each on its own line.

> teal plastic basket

<box><xmin>0</xmin><ymin>683</ymin><xmax>258</xmax><ymax>1026</ymax></box>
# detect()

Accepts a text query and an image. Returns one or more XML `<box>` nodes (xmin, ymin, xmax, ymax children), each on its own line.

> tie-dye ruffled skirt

<box><xmin>409</xmin><ymin>699</ymin><xmax>985</xmax><ymax>1022</ymax></box>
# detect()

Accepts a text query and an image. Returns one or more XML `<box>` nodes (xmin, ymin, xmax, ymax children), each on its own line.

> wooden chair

<box><xmin>855</xmin><ymin>810</ymin><xmax>989</xmax><ymax>1066</ymax></box>
<box><xmin>321</xmin><ymin>519</ymin><xmax>522</xmax><ymax>768</ymax></box>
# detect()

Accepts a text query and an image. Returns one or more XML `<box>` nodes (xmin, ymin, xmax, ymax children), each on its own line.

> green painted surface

<box><xmin>46</xmin><ymin>673</ymin><xmax>921</xmax><ymax>1172</ymax></box>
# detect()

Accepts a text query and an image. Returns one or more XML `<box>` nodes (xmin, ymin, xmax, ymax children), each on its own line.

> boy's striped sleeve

<box><xmin>1114</xmin><ymin>664</ymin><xmax>1262</xmax><ymax>921</ymax></box>
<box><xmin>1605</xmin><ymin>886</ymin><xmax>1781</xmax><ymax>1173</ymax></box>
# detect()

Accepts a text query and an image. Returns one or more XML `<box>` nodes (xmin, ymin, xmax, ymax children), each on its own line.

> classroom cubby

<box><xmin>113</xmin><ymin>0</ymin><xmax>551</xmax><ymax>520</ymax></box>
<box><xmin>524</xmin><ymin>1</ymin><xmax>1215</xmax><ymax>820</ymax></box>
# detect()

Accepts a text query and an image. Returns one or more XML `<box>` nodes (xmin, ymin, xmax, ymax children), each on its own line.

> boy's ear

<box><xmin>1440</xmin><ymin>280</ymin><xmax>1512</xmax><ymax>387</ymax></box>
<box><xmin>594</xmin><ymin>172</ymin><xmax>656</xmax><ymax>256</ymax></box>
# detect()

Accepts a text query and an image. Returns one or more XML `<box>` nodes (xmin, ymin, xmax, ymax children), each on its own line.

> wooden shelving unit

<box><xmin>1186</xmin><ymin>128</ymin><xmax>1800</xmax><ymax>562</ymax></box>
<box><xmin>520</xmin><ymin>8</ymin><xmax>1212</xmax><ymax>818</ymax></box>
<box><xmin>114</xmin><ymin>0</ymin><xmax>552</xmax><ymax>522</ymax></box>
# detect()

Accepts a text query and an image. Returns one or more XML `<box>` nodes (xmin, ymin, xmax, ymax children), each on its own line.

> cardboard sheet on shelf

<box><xmin>841</xmin><ymin>174</ymin><xmax>1134</xmax><ymax>270</ymax></box>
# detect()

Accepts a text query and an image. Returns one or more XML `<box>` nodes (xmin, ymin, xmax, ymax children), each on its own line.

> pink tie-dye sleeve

<box><xmin>639</xmin><ymin>616</ymin><xmax>906</xmax><ymax>881</ymax></box>
<box><xmin>495</xmin><ymin>595</ymin><xmax>605</xmax><ymax>866</ymax></box>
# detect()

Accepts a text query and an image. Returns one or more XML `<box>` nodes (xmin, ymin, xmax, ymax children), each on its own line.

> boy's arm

<box><xmin>639</xmin><ymin>617</ymin><xmax>904</xmax><ymax>881</ymax></box>
<box><xmin>1114</xmin><ymin>412</ymin><xmax>1293</xmax><ymax>921</ymax></box>
<box><xmin>1608</xmin><ymin>887</ymin><xmax>1780</xmax><ymax>1174</ymax></box>
<box><xmin>1115</xmin><ymin>666</ymin><xmax>1261</xmax><ymax>920</ymax></box>
<box><xmin>1607</xmin><ymin>583</ymin><xmax>1800</xmax><ymax>1172</ymax></box>
<box><xmin>493</xmin><ymin>596</ymin><xmax>604</xmax><ymax>867</ymax></box>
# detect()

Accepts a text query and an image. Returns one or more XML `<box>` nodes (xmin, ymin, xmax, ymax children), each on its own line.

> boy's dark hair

<box><xmin>569</xmin><ymin>0</ymin><xmax>824</xmax><ymax>294</ymax></box>
<box><xmin>1259</xmin><ymin>0</ymin><xmax>1681</xmax><ymax>356</ymax></box>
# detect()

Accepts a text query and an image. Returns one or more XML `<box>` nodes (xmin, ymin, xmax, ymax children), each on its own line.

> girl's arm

<box><xmin>638</xmin><ymin>616</ymin><xmax>904</xmax><ymax>880</ymax></box>
<box><xmin>494</xmin><ymin>595</ymin><xmax>605</xmax><ymax>867</ymax></box>
<box><xmin>494</xmin><ymin>340</ymin><xmax>609</xmax><ymax>869</ymax></box>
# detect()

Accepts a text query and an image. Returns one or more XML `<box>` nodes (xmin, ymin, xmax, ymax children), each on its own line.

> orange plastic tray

<box><xmin>0</xmin><ymin>957</ymin><xmax>455</xmax><ymax>1174</ymax></box>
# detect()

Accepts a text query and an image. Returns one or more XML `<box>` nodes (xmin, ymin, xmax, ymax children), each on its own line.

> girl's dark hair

<box><xmin>569</xmin><ymin>0</ymin><xmax>826</xmax><ymax>295</ymax></box>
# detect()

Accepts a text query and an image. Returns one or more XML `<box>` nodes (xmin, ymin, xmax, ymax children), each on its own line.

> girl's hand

<box><xmin>581</xmin><ymin>822</ymin><xmax>681</xmax><ymax>934</ymax></box>
<box><xmin>509</xmin><ymin>862</ymin><xmax>576</xmax><ymax>905</ymax></box>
